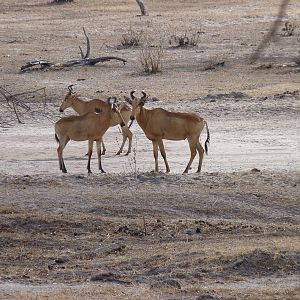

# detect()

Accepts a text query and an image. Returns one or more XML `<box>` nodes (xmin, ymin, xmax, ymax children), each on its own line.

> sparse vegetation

<box><xmin>281</xmin><ymin>21</ymin><xmax>297</xmax><ymax>36</ymax></box>
<box><xmin>169</xmin><ymin>29</ymin><xmax>203</xmax><ymax>47</ymax></box>
<box><xmin>139</xmin><ymin>46</ymin><xmax>163</xmax><ymax>73</ymax></box>
<box><xmin>121</xmin><ymin>26</ymin><xmax>144</xmax><ymax>47</ymax></box>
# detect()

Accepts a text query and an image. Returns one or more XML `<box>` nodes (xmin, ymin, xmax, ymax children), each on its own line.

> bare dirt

<box><xmin>0</xmin><ymin>0</ymin><xmax>300</xmax><ymax>299</ymax></box>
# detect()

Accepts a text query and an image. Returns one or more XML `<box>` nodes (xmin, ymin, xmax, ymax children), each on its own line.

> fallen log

<box><xmin>20</xmin><ymin>27</ymin><xmax>127</xmax><ymax>72</ymax></box>
<box><xmin>20</xmin><ymin>60</ymin><xmax>54</xmax><ymax>71</ymax></box>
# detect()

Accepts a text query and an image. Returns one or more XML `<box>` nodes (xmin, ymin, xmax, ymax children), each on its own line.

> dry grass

<box><xmin>169</xmin><ymin>29</ymin><xmax>203</xmax><ymax>47</ymax></box>
<box><xmin>281</xmin><ymin>21</ymin><xmax>297</xmax><ymax>37</ymax></box>
<box><xmin>120</xmin><ymin>26</ymin><xmax>144</xmax><ymax>47</ymax></box>
<box><xmin>139</xmin><ymin>46</ymin><xmax>164</xmax><ymax>73</ymax></box>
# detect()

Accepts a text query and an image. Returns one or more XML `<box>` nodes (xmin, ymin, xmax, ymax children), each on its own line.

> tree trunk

<box><xmin>135</xmin><ymin>0</ymin><xmax>147</xmax><ymax>16</ymax></box>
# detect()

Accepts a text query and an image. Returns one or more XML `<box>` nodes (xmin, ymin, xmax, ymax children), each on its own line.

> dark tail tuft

<box><xmin>204</xmin><ymin>121</ymin><xmax>210</xmax><ymax>155</ymax></box>
<box><xmin>55</xmin><ymin>133</ymin><xmax>59</xmax><ymax>143</ymax></box>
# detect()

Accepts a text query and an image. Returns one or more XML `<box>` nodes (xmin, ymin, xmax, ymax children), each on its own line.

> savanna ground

<box><xmin>0</xmin><ymin>0</ymin><xmax>300</xmax><ymax>299</ymax></box>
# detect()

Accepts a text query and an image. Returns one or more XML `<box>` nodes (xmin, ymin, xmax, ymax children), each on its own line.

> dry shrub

<box><xmin>281</xmin><ymin>21</ymin><xmax>297</xmax><ymax>37</ymax></box>
<box><xmin>121</xmin><ymin>27</ymin><xmax>144</xmax><ymax>47</ymax></box>
<box><xmin>169</xmin><ymin>29</ymin><xmax>203</xmax><ymax>47</ymax></box>
<box><xmin>139</xmin><ymin>46</ymin><xmax>163</xmax><ymax>74</ymax></box>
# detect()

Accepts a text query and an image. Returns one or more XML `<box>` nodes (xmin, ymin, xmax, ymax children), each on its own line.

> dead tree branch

<box><xmin>135</xmin><ymin>0</ymin><xmax>147</xmax><ymax>16</ymax></box>
<box><xmin>0</xmin><ymin>86</ymin><xmax>50</xmax><ymax>127</ymax></box>
<box><xmin>20</xmin><ymin>28</ymin><xmax>127</xmax><ymax>72</ymax></box>
<box><xmin>21</xmin><ymin>60</ymin><xmax>54</xmax><ymax>72</ymax></box>
<box><xmin>79</xmin><ymin>27</ymin><xmax>90</xmax><ymax>59</ymax></box>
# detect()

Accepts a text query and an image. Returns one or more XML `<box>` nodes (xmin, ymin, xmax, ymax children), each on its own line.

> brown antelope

<box><xmin>59</xmin><ymin>85</ymin><xmax>132</xmax><ymax>155</ymax></box>
<box><xmin>55</xmin><ymin>97</ymin><xmax>126</xmax><ymax>174</ymax></box>
<box><xmin>126</xmin><ymin>91</ymin><xmax>210</xmax><ymax>174</ymax></box>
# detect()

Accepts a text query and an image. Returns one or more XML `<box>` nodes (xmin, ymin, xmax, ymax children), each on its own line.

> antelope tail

<box><xmin>204</xmin><ymin>121</ymin><xmax>210</xmax><ymax>155</ymax></box>
<box><xmin>55</xmin><ymin>133</ymin><xmax>59</xmax><ymax>143</ymax></box>
<box><xmin>128</xmin><ymin>119</ymin><xmax>134</xmax><ymax>129</ymax></box>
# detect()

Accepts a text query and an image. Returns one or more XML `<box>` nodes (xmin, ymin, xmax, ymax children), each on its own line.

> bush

<box><xmin>121</xmin><ymin>27</ymin><xmax>144</xmax><ymax>47</ymax></box>
<box><xmin>169</xmin><ymin>29</ymin><xmax>202</xmax><ymax>47</ymax></box>
<box><xmin>139</xmin><ymin>46</ymin><xmax>163</xmax><ymax>74</ymax></box>
<box><xmin>281</xmin><ymin>21</ymin><xmax>297</xmax><ymax>37</ymax></box>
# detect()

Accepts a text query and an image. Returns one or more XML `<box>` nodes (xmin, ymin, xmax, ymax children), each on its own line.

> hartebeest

<box><xmin>59</xmin><ymin>85</ymin><xmax>132</xmax><ymax>155</ymax></box>
<box><xmin>126</xmin><ymin>91</ymin><xmax>210</xmax><ymax>174</ymax></box>
<box><xmin>55</xmin><ymin>97</ymin><xmax>126</xmax><ymax>174</ymax></box>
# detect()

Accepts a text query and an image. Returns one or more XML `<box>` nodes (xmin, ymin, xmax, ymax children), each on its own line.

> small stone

<box><xmin>55</xmin><ymin>256</ymin><xmax>69</xmax><ymax>264</ymax></box>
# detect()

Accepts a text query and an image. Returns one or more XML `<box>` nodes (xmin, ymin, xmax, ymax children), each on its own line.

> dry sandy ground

<box><xmin>0</xmin><ymin>0</ymin><xmax>300</xmax><ymax>299</ymax></box>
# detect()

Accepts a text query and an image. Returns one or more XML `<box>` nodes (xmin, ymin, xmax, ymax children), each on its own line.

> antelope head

<box><xmin>59</xmin><ymin>84</ymin><xmax>76</xmax><ymax>112</ymax></box>
<box><xmin>125</xmin><ymin>90</ymin><xmax>147</xmax><ymax>127</ymax></box>
<box><xmin>107</xmin><ymin>97</ymin><xmax>126</xmax><ymax>127</ymax></box>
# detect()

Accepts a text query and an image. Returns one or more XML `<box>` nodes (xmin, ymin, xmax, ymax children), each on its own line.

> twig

<box><xmin>0</xmin><ymin>86</ymin><xmax>48</xmax><ymax>127</ymax></box>
<box><xmin>0</xmin><ymin>88</ymin><xmax>22</xmax><ymax>123</ymax></box>
<box><xmin>143</xmin><ymin>216</ymin><xmax>147</xmax><ymax>236</ymax></box>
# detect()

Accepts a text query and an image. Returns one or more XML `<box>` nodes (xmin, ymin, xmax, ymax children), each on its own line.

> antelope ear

<box><xmin>124</xmin><ymin>96</ymin><xmax>132</xmax><ymax>105</ymax></box>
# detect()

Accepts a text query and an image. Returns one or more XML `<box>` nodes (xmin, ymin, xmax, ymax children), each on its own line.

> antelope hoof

<box><xmin>116</xmin><ymin>151</ymin><xmax>121</xmax><ymax>155</ymax></box>
<box><xmin>100</xmin><ymin>169</ymin><xmax>106</xmax><ymax>173</ymax></box>
<box><xmin>62</xmin><ymin>169</ymin><xmax>67</xmax><ymax>174</ymax></box>
<box><xmin>101</xmin><ymin>150</ymin><xmax>106</xmax><ymax>155</ymax></box>
<box><xmin>125</xmin><ymin>151</ymin><xmax>130</xmax><ymax>156</ymax></box>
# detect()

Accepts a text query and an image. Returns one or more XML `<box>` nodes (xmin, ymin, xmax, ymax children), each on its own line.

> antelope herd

<box><xmin>55</xmin><ymin>86</ymin><xmax>210</xmax><ymax>174</ymax></box>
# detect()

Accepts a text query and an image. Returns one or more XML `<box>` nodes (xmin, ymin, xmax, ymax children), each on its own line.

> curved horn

<box><xmin>124</xmin><ymin>96</ymin><xmax>132</xmax><ymax>105</ymax></box>
<box><xmin>67</xmin><ymin>84</ymin><xmax>74</xmax><ymax>95</ymax></box>
<box><xmin>141</xmin><ymin>91</ymin><xmax>147</xmax><ymax>100</ymax></box>
<box><xmin>130</xmin><ymin>90</ymin><xmax>136</xmax><ymax>100</ymax></box>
